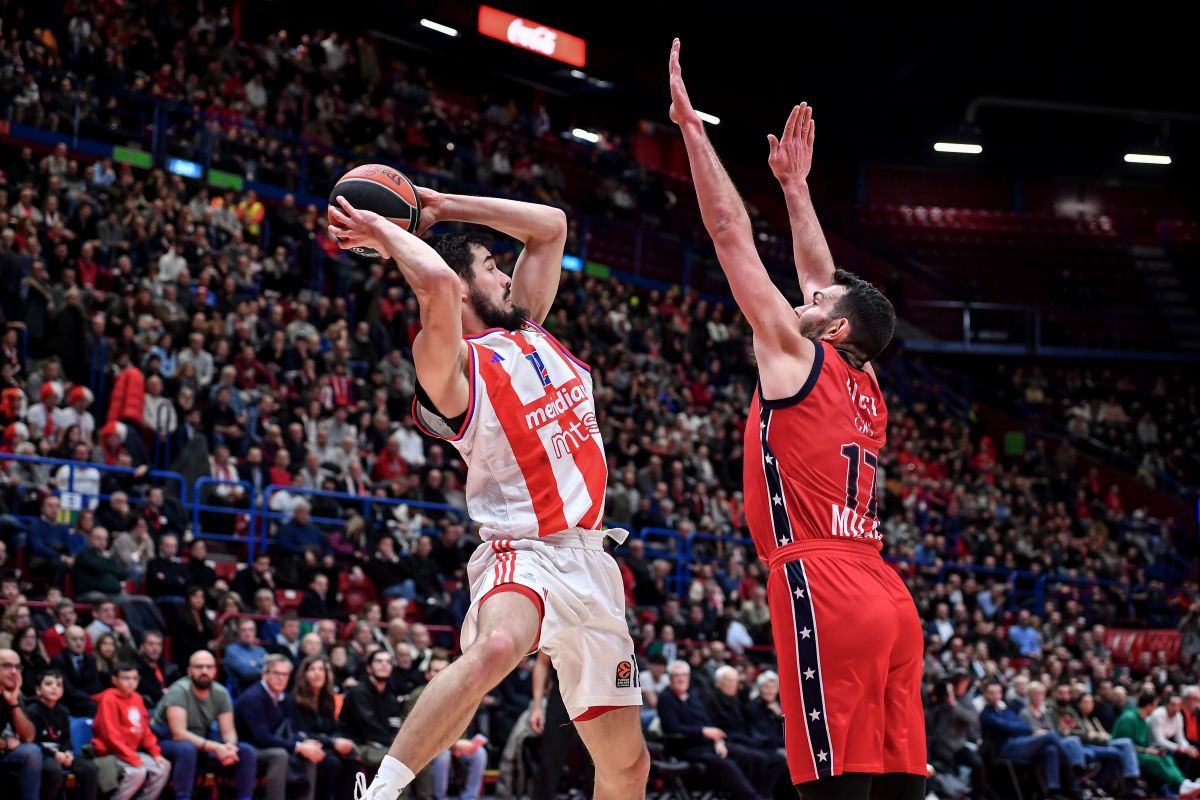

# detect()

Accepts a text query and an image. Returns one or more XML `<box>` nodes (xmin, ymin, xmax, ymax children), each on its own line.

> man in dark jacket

<box><xmin>297</xmin><ymin>572</ymin><xmax>333</xmax><ymax>620</ymax></box>
<box><xmin>338</xmin><ymin>650</ymin><xmax>405</xmax><ymax>772</ymax></box>
<box><xmin>231</xmin><ymin>553</ymin><xmax>276</xmax><ymax>607</ymax></box>
<box><xmin>657</xmin><ymin>660</ymin><xmax>778</xmax><ymax>800</ymax></box>
<box><xmin>144</xmin><ymin>533</ymin><xmax>189</xmax><ymax>600</ymax></box>
<box><xmin>135</xmin><ymin>631</ymin><xmax>179</xmax><ymax>710</ymax></box>
<box><xmin>234</xmin><ymin>654</ymin><xmax>321</xmax><ymax>800</ymax></box>
<box><xmin>49</xmin><ymin>626</ymin><xmax>102</xmax><ymax>716</ymax></box>
<box><xmin>71</xmin><ymin>527</ymin><xmax>126</xmax><ymax>598</ymax></box>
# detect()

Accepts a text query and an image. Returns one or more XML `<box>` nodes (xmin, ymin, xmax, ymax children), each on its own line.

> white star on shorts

<box><xmin>799</xmin><ymin>627</ymin><xmax>812</xmax><ymax>639</ymax></box>
<box><xmin>804</xmin><ymin>668</ymin><xmax>816</xmax><ymax>680</ymax></box>
<box><xmin>793</xmin><ymin>586</ymin><xmax>804</xmax><ymax>599</ymax></box>
<box><xmin>764</xmin><ymin>454</ymin><xmax>774</xmax><ymax>464</ymax></box>
<box><xmin>809</xmin><ymin>708</ymin><xmax>821</xmax><ymax>722</ymax></box>
<box><xmin>817</xmin><ymin>750</ymin><xmax>828</xmax><ymax>762</ymax></box>
<box><xmin>773</xmin><ymin>494</ymin><xmax>782</xmax><ymax>505</ymax></box>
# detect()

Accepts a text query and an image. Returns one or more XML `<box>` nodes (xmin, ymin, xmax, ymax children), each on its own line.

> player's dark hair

<box><xmin>428</xmin><ymin>232</ymin><xmax>495</xmax><ymax>280</ymax></box>
<box><xmin>829</xmin><ymin>268</ymin><xmax>895</xmax><ymax>367</ymax></box>
<box><xmin>1136</xmin><ymin>691</ymin><xmax>1159</xmax><ymax>709</ymax></box>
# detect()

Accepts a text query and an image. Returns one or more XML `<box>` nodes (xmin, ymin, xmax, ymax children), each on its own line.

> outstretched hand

<box><xmin>768</xmin><ymin>103</ymin><xmax>816</xmax><ymax>186</ymax></box>
<box><xmin>668</xmin><ymin>38</ymin><xmax>701</xmax><ymax>128</ymax></box>
<box><xmin>327</xmin><ymin>196</ymin><xmax>388</xmax><ymax>255</ymax></box>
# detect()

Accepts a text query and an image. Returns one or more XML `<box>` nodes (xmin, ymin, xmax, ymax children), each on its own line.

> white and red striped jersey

<box><xmin>413</xmin><ymin>321</ymin><xmax>607</xmax><ymax>540</ymax></box>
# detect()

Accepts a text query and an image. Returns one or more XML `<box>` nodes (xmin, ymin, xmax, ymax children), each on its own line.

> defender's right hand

<box><xmin>768</xmin><ymin>102</ymin><xmax>816</xmax><ymax>187</ymax></box>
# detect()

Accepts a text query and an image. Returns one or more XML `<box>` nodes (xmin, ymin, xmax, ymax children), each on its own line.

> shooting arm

<box><xmin>425</xmin><ymin>193</ymin><xmax>567</xmax><ymax>325</ymax></box>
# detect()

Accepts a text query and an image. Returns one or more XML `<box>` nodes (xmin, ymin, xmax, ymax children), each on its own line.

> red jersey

<box><xmin>743</xmin><ymin>341</ymin><xmax>889</xmax><ymax>561</ymax></box>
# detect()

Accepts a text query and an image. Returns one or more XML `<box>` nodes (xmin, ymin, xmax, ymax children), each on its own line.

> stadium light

<box><xmin>696</xmin><ymin>110</ymin><xmax>721</xmax><ymax>126</ymax></box>
<box><xmin>1124</xmin><ymin>153</ymin><xmax>1171</xmax><ymax>165</ymax></box>
<box><xmin>572</xmin><ymin>128</ymin><xmax>601</xmax><ymax>144</ymax></box>
<box><xmin>934</xmin><ymin>142</ymin><xmax>983</xmax><ymax>154</ymax></box>
<box><xmin>419</xmin><ymin>19</ymin><xmax>459</xmax><ymax>37</ymax></box>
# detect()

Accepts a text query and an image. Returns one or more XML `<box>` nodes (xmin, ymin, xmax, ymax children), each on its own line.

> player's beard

<box><xmin>468</xmin><ymin>283</ymin><xmax>530</xmax><ymax>331</ymax></box>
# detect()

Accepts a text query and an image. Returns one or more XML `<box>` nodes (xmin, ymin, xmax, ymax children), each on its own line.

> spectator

<box><xmin>12</xmin><ymin>627</ymin><xmax>50</xmax><ymax>698</ymax></box>
<box><xmin>223</xmin><ymin>618</ymin><xmax>267</xmax><ymax>692</ymax></box>
<box><xmin>0</xmin><ymin>647</ymin><xmax>42</xmax><ymax>800</ymax></box>
<box><xmin>26</xmin><ymin>496</ymin><xmax>72</xmax><ymax>587</ymax></box>
<box><xmin>1071</xmin><ymin>691</ymin><xmax>1144</xmax><ymax>798</ymax></box>
<box><xmin>276</xmin><ymin>502</ymin><xmax>333</xmax><ymax>583</ymax></box>
<box><xmin>232</xmin><ymin>654</ymin><xmax>311</xmax><ymax>800</ymax></box>
<box><xmin>26</xmin><ymin>669</ymin><xmax>99</xmax><ymax>800</ymax></box>
<box><xmin>135</xmin><ymin>632</ymin><xmax>178</xmax><ymax>711</ymax></box>
<box><xmin>144</xmin><ymin>534</ymin><xmax>189</xmax><ymax>600</ymax></box>
<box><xmin>1149</xmin><ymin>693</ymin><xmax>1200</xmax><ymax>776</ymax></box>
<box><xmin>745</xmin><ymin>670</ymin><xmax>785</xmax><ymax>752</ymax></box>
<box><xmin>980</xmin><ymin>681</ymin><xmax>1078</xmax><ymax>799</ymax></box>
<box><xmin>91</xmin><ymin>661</ymin><xmax>171</xmax><ymax>800</ymax></box>
<box><xmin>230</xmin><ymin>553</ymin><xmax>276</xmax><ymax>608</ymax></box>
<box><xmin>72</xmin><ymin>526</ymin><xmax>127</xmax><ymax>598</ymax></box>
<box><xmin>338</xmin><ymin>649</ymin><xmax>404</xmax><ymax>773</ymax></box>
<box><xmin>287</xmin><ymin>655</ymin><xmax>355</xmax><ymax>800</ymax></box>
<box><xmin>1183</xmin><ymin>686</ymin><xmax>1200</xmax><ymax>751</ymax></box>
<box><xmin>926</xmin><ymin>674</ymin><xmax>986</xmax><ymax>799</ymax></box>
<box><xmin>84</xmin><ymin>600</ymin><xmax>136</xmax><ymax>658</ymax></box>
<box><xmin>50</xmin><ymin>625</ymin><xmax>101</xmax><ymax>716</ymax></box>
<box><xmin>150</xmin><ymin>650</ymin><xmax>257</xmax><ymax>800</ymax></box>
<box><xmin>297</xmin><ymin>573</ymin><xmax>333</xmax><ymax>620</ymax></box>
<box><xmin>41</xmin><ymin>601</ymin><xmax>90</xmax><ymax>660</ymax></box>
<box><xmin>657</xmin><ymin>660</ymin><xmax>780</xmax><ymax>800</ymax></box>
<box><xmin>166</xmin><ymin>587</ymin><xmax>217</xmax><ymax>669</ymax></box>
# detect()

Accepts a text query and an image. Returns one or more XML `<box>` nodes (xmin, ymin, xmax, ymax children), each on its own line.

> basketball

<box><xmin>328</xmin><ymin>163</ymin><xmax>422</xmax><ymax>257</ymax></box>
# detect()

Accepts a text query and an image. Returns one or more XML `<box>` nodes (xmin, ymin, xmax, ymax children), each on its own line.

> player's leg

<box><xmin>868</xmin><ymin>772</ymin><xmax>926</xmax><ymax>800</ymax></box>
<box><xmin>361</xmin><ymin>590</ymin><xmax>541</xmax><ymax>799</ymax></box>
<box><xmin>794</xmin><ymin>773</ymin><xmax>872</xmax><ymax>800</ymax></box>
<box><xmin>573</xmin><ymin>706</ymin><xmax>650</xmax><ymax>800</ymax></box>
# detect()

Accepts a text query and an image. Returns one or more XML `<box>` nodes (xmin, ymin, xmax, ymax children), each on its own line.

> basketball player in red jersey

<box><xmin>328</xmin><ymin>190</ymin><xmax>648</xmax><ymax>800</ymax></box>
<box><xmin>670</xmin><ymin>41</ymin><xmax>926</xmax><ymax>800</ymax></box>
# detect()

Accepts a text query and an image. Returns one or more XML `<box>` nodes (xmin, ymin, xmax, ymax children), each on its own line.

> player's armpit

<box><xmin>412</xmin><ymin>334</ymin><xmax>470</xmax><ymax>421</ymax></box>
<box><xmin>753</xmin><ymin>332</ymin><xmax>818</xmax><ymax>403</ymax></box>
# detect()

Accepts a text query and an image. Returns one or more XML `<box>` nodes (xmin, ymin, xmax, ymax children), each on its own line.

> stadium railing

<box><xmin>1</xmin><ymin>452</ymin><xmax>188</xmax><ymax>509</ymax></box>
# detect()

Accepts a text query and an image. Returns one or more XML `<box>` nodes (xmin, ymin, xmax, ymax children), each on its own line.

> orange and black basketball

<box><xmin>328</xmin><ymin>164</ymin><xmax>422</xmax><ymax>257</ymax></box>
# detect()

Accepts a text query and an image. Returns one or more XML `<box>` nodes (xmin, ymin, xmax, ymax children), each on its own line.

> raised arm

<box><xmin>670</xmin><ymin>39</ymin><xmax>812</xmax><ymax>395</ymax></box>
<box><xmin>768</xmin><ymin>103</ymin><xmax>836</xmax><ymax>301</ymax></box>
<box><xmin>329</xmin><ymin>198</ymin><xmax>470</xmax><ymax>418</ymax></box>
<box><xmin>416</xmin><ymin>189</ymin><xmax>567</xmax><ymax>325</ymax></box>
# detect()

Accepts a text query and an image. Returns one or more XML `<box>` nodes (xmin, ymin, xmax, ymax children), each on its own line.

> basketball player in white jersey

<box><xmin>328</xmin><ymin>190</ymin><xmax>649</xmax><ymax>800</ymax></box>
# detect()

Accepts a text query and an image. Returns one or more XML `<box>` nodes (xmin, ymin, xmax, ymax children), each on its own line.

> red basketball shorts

<box><xmin>767</xmin><ymin>540</ymin><xmax>926</xmax><ymax>785</ymax></box>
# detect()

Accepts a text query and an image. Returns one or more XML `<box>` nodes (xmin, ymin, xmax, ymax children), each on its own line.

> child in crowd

<box><xmin>91</xmin><ymin>662</ymin><xmax>171</xmax><ymax>800</ymax></box>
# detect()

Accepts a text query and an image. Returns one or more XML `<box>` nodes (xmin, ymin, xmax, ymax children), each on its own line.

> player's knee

<box><xmin>599</xmin><ymin>742</ymin><xmax>649</xmax><ymax>787</ymax></box>
<box><xmin>464</xmin><ymin>627</ymin><xmax>523</xmax><ymax>687</ymax></box>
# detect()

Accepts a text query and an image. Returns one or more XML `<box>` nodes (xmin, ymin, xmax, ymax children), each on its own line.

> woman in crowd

<box><xmin>288</xmin><ymin>655</ymin><xmax>356</xmax><ymax>798</ymax></box>
<box><xmin>13</xmin><ymin>623</ymin><xmax>50</xmax><ymax>695</ymax></box>
<box><xmin>168</xmin><ymin>585</ymin><xmax>218</xmax><ymax>667</ymax></box>
<box><xmin>746</xmin><ymin>670</ymin><xmax>785</xmax><ymax>752</ymax></box>
<box><xmin>94</xmin><ymin>631</ymin><xmax>119</xmax><ymax>677</ymax></box>
<box><xmin>0</xmin><ymin>601</ymin><xmax>32</xmax><ymax>648</ymax></box>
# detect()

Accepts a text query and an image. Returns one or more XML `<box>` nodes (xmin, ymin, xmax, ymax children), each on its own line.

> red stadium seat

<box><xmin>275</xmin><ymin>589</ymin><xmax>302</xmax><ymax>612</ymax></box>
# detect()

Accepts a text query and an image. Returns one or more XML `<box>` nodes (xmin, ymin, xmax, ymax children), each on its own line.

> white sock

<box><xmin>377</xmin><ymin>755</ymin><xmax>415</xmax><ymax>790</ymax></box>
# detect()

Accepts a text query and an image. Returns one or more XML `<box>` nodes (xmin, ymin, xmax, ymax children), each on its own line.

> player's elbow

<box><xmin>414</xmin><ymin>266</ymin><xmax>462</xmax><ymax>301</ymax></box>
<box><xmin>542</xmin><ymin>206</ymin><xmax>568</xmax><ymax>241</ymax></box>
<box><xmin>708</xmin><ymin>210</ymin><xmax>752</xmax><ymax>240</ymax></box>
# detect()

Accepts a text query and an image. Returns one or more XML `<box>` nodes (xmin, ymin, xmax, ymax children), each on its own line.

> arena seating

<box><xmin>1</xmin><ymin>5</ymin><xmax>1198</xmax><ymax>799</ymax></box>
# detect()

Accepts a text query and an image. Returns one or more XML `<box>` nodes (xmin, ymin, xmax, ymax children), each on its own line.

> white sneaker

<box><xmin>354</xmin><ymin>771</ymin><xmax>402</xmax><ymax>800</ymax></box>
<box><xmin>1180</xmin><ymin>778</ymin><xmax>1200</xmax><ymax>798</ymax></box>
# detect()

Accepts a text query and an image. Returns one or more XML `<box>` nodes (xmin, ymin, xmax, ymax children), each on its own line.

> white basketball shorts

<box><xmin>460</xmin><ymin>528</ymin><xmax>643</xmax><ymax>720</ymax></box>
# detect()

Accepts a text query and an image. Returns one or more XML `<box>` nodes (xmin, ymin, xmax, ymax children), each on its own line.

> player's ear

<box><xmin>820</xmin><ymin>316</ymin><xmax>849</xmax><ymax>343</ymax></box>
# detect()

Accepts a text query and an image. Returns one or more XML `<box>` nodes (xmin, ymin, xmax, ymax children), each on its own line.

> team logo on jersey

<box><xmin>524</xmin><ymin>351</ymin><xmax>552</xmax><ymax>387</ymax></box>
<box><xmin>615</xmin><ymin>660</ymin><xmax>633</xmax><ymax>688</ymax></box>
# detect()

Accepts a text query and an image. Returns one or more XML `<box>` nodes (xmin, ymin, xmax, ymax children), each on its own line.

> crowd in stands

<box><xmin>1002</xmin><ymin>365</ymin><xmax>1200</xmax><ymax>495</ymax></box>
<box><xmin>1</xmin><ymin>4</ymin><xmax>1199</xmax><ymax>800</ymax></box>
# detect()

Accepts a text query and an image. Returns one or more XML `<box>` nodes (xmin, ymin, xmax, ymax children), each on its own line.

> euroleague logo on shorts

<box><xmin>615</xmin><ymin>661</ymin><xmax>632</xmax><ymax>688</ymax></box>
